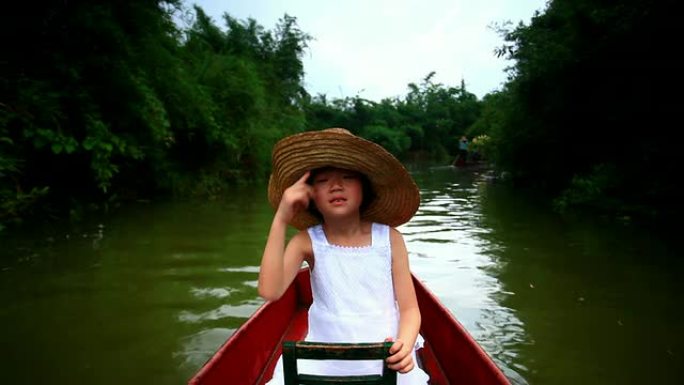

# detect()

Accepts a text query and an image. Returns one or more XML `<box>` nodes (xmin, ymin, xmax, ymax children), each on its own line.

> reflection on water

<box><xmin>175</xmin><ymin>328</ymin><xmax>234</xmax><ymax>373</ymax></box>
<box><xmin>406</xmin><ymin>166</ymin><xmax>529</xmax><ymax>384</ymax></box>
<box><xmin>190</xmin><ymin>287</ymin><xmax>236</xmax><ymax>299</ymax></box>
<box><xmin>178</xmin><ymin>301</ymin><xmax>263</xmax><ymax>323</ymax></box>
<box><xmin>1</xmin><ymin>166</ymin><xmax>682</xmax><ymax>385</ymax></box>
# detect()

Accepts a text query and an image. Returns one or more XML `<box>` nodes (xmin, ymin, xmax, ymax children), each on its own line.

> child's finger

<box><xmin>383</xmin><ymin>337</ymin><xmax>394</xmax><ymax>356</ymax></box>
<box><xmin>295</xmin><ymin>171</ymin><xmax>310</xmax><ymax>185</ymax></box>
<box><xmin>390</xmin><ymin>339</ymin><xmax>403</xmax><ymax>354</ymax></box>
<box><xmin>397</xmin><ymin>357</ymin><xmax>415</xmax><ymax>373</ymax></box>
<box><xmin>385</xmin><ymin>341</ymin><xmax>404</xmax><ymax>363</ymax></box>
<box><xmin>388</xmin><ymin>354</ymin><xmax>413</xmax><ymax>372</ymax></box>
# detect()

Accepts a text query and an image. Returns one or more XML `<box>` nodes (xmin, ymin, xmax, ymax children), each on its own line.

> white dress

<box><xmin>266</xmin><ymin>223</ymin><xmax>430</xmax><ymax>384</ymax></box>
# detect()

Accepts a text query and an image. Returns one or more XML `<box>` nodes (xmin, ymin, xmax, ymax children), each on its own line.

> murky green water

<box><xmin>1</xmin><ymin>165</ymin><xmax>682</xmax><ymax>384</ymax></box>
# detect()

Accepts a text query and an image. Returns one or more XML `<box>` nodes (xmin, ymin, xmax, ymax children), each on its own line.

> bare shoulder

<box><xmin>389</xmin><ymin>227</ymin><xmax>406</xmax><ymax>243</ymax></box>
<box><xmin>289</xmin><ymin>229</ymin><xmax>314</xmax><ymax>263</ymax></box>
<box><xmin>388</xmin><ymin>227</ymin><xmax>409</xmax><ymax>260</ymax></box>
<box><xmin>388</xmin><ymin>227</ymin><xmax>413</xmax><ymax>280</ymax></box>
<box><xmin>289</xmin><ymin>229</ymin><xmax>313</xmax><ymax>250</ymax></box>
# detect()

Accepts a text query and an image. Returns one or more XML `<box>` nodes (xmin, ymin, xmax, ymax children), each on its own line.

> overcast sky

<box><xmin>187</xmin><ymin>0</ymin><xmax>548</xmax><ymax>101</ymax></box>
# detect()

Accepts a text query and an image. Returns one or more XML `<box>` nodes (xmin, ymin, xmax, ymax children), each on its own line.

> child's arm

<box><xmin>386</xmin><ymin>227</ymin><xmax>421</xmax><ymax>373</ymax></box>
<box><xmin>257</xmin><ymin>172</ymin><xmax>312</xmax><ymax>301</ymax></box>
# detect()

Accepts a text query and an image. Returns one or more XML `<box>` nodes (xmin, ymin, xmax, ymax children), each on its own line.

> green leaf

<box><xmin>65</xmin><ymin>138</ymin><xmax>78</xmax><ymax>154</ymax></box>
<box><xmin>83</xmin><ymin>137</ymin><xmax>96</xmax><ymax>150</ymax></box>
<box><xmin>51</xmin><ymin>143</ymin><xmax>63</xmax><ymax>154</ymax></box>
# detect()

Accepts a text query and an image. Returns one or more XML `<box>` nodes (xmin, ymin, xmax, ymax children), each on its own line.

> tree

<box><xmin>488</xmin><ymin>0</ymin><xmax>681</xmax><ymax>220</ymax></box>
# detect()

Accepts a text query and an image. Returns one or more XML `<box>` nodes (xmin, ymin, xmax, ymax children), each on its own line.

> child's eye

<box><xmin>315</xmin><ymin>178</ymin><xmax>328</xmax><ymax>184</ymax></box>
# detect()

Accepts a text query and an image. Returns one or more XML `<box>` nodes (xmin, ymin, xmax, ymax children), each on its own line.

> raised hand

<box><xmin>275</xmin><ymin>171</ymin><xmax>312</xmax><ymax>225</ymax></box>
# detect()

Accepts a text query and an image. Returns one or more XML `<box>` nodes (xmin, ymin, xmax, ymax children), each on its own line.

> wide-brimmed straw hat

<box><xmin>268</xmin><ymin>128</ymin><xmax>420</xmax><ymax>230</ymax></box>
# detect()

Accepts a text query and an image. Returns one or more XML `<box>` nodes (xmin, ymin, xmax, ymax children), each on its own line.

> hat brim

<box><xmin>268</xmin><ymin>129</ymin><xmax>420</xmax><ymax>230</ymax></box>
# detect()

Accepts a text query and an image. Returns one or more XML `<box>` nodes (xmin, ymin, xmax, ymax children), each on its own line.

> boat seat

<box><xmin>282</xmin><ymin>341</ymin><xmax>396</xmax><ymax>385</ymax></box>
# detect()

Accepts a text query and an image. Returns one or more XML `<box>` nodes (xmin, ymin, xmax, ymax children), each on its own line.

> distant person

<box><xmin>454</xmin><ymin>135</ymin><xmax>469</xmax><ymax>167</ymax></box>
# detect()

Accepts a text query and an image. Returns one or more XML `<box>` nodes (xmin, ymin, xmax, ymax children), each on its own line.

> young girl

<box><xmin>258</xmin><ymin>128</ymin><xmax>429</xmax><ymax>384</ymax></box>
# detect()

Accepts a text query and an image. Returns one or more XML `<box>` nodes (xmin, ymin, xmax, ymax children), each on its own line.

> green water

<box><xmin>1</xmin><ymin>165</ymin><xmax>682</xmax><ymax>384</ymax></box>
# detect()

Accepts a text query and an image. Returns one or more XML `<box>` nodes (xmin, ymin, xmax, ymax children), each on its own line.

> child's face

<box><xmin>310</xmin><ymin>168</ymin><xmax>364</xmax><ymax>220</ymax></box>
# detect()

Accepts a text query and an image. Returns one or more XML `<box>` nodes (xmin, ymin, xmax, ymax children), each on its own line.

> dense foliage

<box><xmin>1</xmin><ymin>1</ymin><xmax>310</xmax><ymax>228</ymax></box>
<box><xmin>304</xmin><ymin>74</ymin><xmax>480</xmax><ymax>161</ymax></box>
<box><xmin>488</xmin><ymin>0</ymin><xmax>681</xmax><ymax>220</ymax></box>
<box><xmin>2</xmin><ymin>0</ymin><xmax>679</xmax><ymax>229</ymax></box>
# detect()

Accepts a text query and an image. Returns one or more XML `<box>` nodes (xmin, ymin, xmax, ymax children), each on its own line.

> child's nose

<box><xmin>329</xmin><ymin>175</ymin><xmax>344</xmax><ymax>188</ymax></box>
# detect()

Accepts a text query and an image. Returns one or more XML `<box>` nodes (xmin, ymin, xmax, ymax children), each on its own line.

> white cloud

<box><xmin>189</xmin><ymin>0</ymin><xmax>547</xmax><ymax>100</ymax></box>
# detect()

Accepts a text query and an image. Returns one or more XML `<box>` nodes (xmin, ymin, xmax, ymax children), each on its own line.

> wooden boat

<box><xmin>188</xmin><ymin>269</ymin><xmax>510</xmax><ymax>385</ymax></box>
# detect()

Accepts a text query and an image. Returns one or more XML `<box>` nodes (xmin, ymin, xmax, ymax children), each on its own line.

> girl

<box><xmin>258</xmin><ymin>128</ymin><xmax>429</xmax><ymax>384</ymax></box>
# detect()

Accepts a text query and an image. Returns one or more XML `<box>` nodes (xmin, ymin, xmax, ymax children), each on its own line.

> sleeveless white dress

<box><xmin>266</xmin><ymin>223</ymin><xmax>430</xmax><ymax>384</ymax></box>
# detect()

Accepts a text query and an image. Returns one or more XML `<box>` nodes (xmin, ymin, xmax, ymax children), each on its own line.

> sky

<box><xmin>186</xmin><ymin>0</ymin><xmax>548</xmax><ymax>101</ymax></box>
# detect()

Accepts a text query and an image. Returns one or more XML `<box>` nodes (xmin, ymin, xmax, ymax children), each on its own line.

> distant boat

<box><xmin>188</xmin><ymin>269</ymin><xmax>511</xmax><ymax>385</ymax></box>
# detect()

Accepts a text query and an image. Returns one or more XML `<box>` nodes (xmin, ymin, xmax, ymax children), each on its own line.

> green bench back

<box><xmin>282</xmin><ymin>341</ymin><xmax>397</xmax><ymax>385</ymax></box>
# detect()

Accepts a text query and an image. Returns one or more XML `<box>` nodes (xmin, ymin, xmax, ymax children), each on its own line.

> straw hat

<box><xmin>268</xmin><ymin>128</ymin><xmax>420</xmax><ymax>230</ymax></box>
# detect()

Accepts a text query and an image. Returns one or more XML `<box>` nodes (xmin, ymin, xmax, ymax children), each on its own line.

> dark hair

<box><xmin>306</xmin><ymin>167</ymin><xmax>376</xmax><ymax>221</ymax></box>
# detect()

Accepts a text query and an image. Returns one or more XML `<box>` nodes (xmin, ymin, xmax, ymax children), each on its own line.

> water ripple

<box><xmin>175</xmin><ymin>328</ymin><xmax>234</xmax><ymax>371</ymax></box>
<box><xmin>190</xmin><ymin>287</ymin><xmax>235</xmax><ymax>299</ymax></box>
<box><xmin>178</xmin><ymin>300</ymin><xmax>263</xmax><ymax>323</ymax></box>
<box><xmin>219</xmin><ymin>266</ymin><xmax>260</xmax><ymax>273</ymax></box>
<box><xmin>408</xmin><ymin>167</ymin><xmax>530</xmax><ymax>385</ymax></box>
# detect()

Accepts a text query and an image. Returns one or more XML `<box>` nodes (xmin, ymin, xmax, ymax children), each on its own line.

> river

<box><xmin>0</xmin><ymin>164</ymin><xmax>681</xmax><ymax>384</ymax></box>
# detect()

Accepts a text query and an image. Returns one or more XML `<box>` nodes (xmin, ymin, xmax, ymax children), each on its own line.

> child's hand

<box><xmin>276</xmin><ymin>171</ymin><xmax>312</xmax><ymax>224</ymax></box>
<box><xmin>384</xmin><ymin>337</ymin><xmax>414</xmax><ymax>373</ymax></box>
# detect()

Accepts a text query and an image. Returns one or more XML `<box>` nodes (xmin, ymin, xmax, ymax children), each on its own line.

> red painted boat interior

<box><xmin>189</xmin><ymin>269</ymin><xmax>509</xmax><ymax>385</ymax></box>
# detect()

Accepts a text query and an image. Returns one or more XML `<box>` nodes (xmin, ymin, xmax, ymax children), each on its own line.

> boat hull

<box><xmin>188</xmin><ymin>269</ymin><xmax>510</xmax><ymax>385</ymax></box>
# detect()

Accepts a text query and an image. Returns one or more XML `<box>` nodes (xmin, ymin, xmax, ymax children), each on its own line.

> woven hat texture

<box><xmin>268</xmin><ymin>128</ymin><xmax>420</xmax><ymax>229</ymax></box>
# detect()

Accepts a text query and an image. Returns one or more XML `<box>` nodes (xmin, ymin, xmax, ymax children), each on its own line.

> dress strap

<box><xmin>371</xmin><ymin>223</ymin><xmax>391</xmax><ymax>248</ymax></box>
<box><xmin>307</xmin><ymin>224</ymin><xmax>326</xmax><ymax>245</ymax></box>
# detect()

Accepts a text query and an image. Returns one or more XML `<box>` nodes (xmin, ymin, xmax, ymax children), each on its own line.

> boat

<box><xmin>188</xmin><ymin>269</ymin><xmax>510</xmax><ymax>385</ymax></box>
